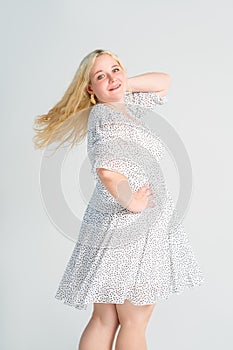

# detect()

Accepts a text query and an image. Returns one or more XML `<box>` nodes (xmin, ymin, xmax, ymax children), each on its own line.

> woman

<box><xmin>33</xmin><ymin>49</ymin><xmax>205</xmax><ymax>350</ymax></box>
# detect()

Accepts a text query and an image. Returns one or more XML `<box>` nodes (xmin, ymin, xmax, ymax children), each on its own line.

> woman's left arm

<box><xmin>127</xmin><ymin>72</ymin><xmax>171</xmax><ymax>96</ymax></box>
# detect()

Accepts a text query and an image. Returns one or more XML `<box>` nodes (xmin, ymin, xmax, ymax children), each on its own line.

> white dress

<box><xmin>54</xmin><ymin>91</ymin><xmax>205</xmax><ymax>311</ymax></box>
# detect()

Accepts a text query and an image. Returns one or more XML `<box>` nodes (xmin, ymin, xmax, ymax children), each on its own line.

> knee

<box><xmin>117</xmin><ymin>304</ymin><xmax>155</xmax><ymax>330</ymax></box>
<box><xmin>91</xmin><ymin>311</ymin><xmax>120</xmax><ymax>330</ymax></box>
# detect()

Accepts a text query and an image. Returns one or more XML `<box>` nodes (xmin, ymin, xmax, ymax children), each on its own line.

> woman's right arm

<box><xmin>97</xmin><ymin>168</ymin><xmax>155</xmax><ymax>213</ymax></box>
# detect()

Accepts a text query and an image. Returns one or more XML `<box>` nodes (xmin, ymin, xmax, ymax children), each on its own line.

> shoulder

<box><xmin>88</xmin><ymin>104</ymin><xmax>105</xmax><ymax>131</ymax></box>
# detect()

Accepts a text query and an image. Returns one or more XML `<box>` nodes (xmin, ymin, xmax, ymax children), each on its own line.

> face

<box><xmin>87</xmin><ymin>54</ymin><xmax>127</xmax><ymax>104</ymax></box>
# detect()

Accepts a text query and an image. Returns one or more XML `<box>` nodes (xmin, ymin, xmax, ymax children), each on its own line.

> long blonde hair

<box><xmin>32</xmin><ymin>48</ymin><xmax>129</xmax><ymax>151</ymax></box>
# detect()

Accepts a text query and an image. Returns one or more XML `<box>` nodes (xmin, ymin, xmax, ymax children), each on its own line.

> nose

<box><xmin>108</xmin><ymin>73</ymin><xmax>117</xmax><ymax>82</ymax></box>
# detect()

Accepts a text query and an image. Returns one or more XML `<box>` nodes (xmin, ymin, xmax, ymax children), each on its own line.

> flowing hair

<box><xmin>32</xmin><ymin>48</ymin><xmax>130</xmax><ymax>152</ymax></box>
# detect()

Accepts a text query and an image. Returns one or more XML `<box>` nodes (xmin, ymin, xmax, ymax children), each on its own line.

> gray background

<box><xmin>1</xmin><ymin>0</ymin><xmax>232</xmax><ymax>349</ymax></box>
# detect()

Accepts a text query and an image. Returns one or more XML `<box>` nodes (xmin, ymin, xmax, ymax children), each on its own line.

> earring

<box><xmin>90</xmin><ymin>94</ymin><xmax>96</xmax><ymax>104</ymax></box>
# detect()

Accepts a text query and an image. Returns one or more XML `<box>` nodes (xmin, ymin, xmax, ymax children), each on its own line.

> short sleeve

<box><xmin>124</xmin><ymin>91</ymin><xmax>168</xmax><ymax>111</ymax></box>
<box><xmin>87</xmin><ymin>119</ymin><xmax>147</xmax><ymax>183</ymax></box>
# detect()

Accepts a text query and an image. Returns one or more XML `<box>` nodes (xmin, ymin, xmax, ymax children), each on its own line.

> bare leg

<box><xmin>78</xmin><ymin>303</ymin><xmax>119</xmax><ymax>350</ymax></box>
<box><xmin>114</xmin><ymin>300</ymin><xmax>155</xmax><ymax>350</ymax></box>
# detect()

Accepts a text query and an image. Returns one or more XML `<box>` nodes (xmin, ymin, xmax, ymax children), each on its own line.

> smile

<box><xmin>109</xmin><ymin>84</ymin><xmax>121</xmax><ymax>91</ymax></box>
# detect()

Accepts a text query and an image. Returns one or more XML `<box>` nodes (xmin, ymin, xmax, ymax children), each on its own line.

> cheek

<box><xmin>119</xmin><ymin>71</ymin><xmax>126</xmax><ymax>81</ymax></box>
<box><xmin>94</xmin><ymin>81</ymin><xmax>107</xmax><ymax>95</ymax></box>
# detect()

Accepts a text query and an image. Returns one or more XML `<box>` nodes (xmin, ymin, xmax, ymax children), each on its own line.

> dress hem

<box><xmin>54</xmin><ymin>277</ymin><xmax>205</xmax><ymax>311</ymax></box>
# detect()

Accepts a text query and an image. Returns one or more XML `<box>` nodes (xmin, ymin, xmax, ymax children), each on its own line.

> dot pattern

<box><xmin>54</xmin><ymin>91</ymin><xmax>205</xmax><ymax>310</ymax></box>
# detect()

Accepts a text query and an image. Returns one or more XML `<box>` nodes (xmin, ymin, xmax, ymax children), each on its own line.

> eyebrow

<box><xmin>93</xmin><ymin>64</ymin><xmax>119</xmax><ymax>77</ymax></box>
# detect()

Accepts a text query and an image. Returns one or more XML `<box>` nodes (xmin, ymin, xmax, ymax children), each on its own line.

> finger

<box><xmin>142</xmin><ymin>184</ymin><xmax>150</xmax><ymax>189</ymax></box>
<box><xmin>141</xmin><ymin>187</ymin><xmax>149</xmax><ymax>193</ymax></box>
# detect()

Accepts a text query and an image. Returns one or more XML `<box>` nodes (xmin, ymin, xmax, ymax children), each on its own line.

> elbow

<box><xmin>96</xmin><ymin>168</ymin><xmax>114</xmax><ymax>178</ymax></box>
<box><xmin>159</xmin><ymin>73</ymin><xmax>171</xmax><ymax>95</ymax></box>
<box><xmin>163</xmin><ymin>73</ymin><xmax>171</xmax><ymax>89</ymax></box>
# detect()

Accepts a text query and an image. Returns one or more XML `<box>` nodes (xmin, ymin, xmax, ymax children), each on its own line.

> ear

<box><xmin>86</xmin><ymin>84</ymin><xmax>93</xmax><ymax>95</ymax></box>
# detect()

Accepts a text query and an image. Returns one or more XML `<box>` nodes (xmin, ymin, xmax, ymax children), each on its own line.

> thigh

<box><xmin>93</xmin><ymin>303</ymin><xmax>120</xmax><ymax>328</ymax></box>
<box><xmin>115</xmin><ymin>299</ymin><xmax>155</xmax><ymax>327</ymax></box>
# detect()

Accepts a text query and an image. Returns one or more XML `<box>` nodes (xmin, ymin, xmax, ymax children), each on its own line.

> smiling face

<box><xmin>86</xmin><ymin>54</ymin><xmax>127</xmax><ymax>104</ymax></box>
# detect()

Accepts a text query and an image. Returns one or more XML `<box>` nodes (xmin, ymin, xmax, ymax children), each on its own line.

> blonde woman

<box><xmin>33</xmin><ymin>49</ymin><xmax>204</xmax><ymax>350</ymax></box>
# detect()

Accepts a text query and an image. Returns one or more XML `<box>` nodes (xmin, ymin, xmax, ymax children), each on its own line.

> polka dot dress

<box><xmin>54</xmin><ymin>91</ymin><xmax>205</xmax><ymax>311</ymax></box>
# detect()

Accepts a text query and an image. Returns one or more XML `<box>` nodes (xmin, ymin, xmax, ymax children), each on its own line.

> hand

<box><xmin>126</xmin><ymin>184</ymin><xmax>155</xmax><ymax>213</ymax></box>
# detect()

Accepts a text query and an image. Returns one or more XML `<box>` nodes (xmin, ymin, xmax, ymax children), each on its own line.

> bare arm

<box><xmin>97</xmin><ymin>168</ymin><xmax>131</xmax><ymax>205</ymax></box>
<box><xmin>97</xmin><ymin>168</ymin><xmax>155</xmax><ymax>213</ymax></box>
<box><xmin>127</xmin><ymin>72</ymin><xmax>171</xmax><ymax>96</ymax></box>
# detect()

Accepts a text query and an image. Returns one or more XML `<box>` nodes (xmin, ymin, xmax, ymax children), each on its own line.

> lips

<box><xmin>109</xmin><ymin>83</ymin><xmax>121</xmax><ymax>91</ymax></box>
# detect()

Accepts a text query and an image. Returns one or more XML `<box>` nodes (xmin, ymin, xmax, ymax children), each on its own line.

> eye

<box><xmin>97</xmin><ymin>68</ymin><xmax>120</xmax><ymax>80</ymax></box>
<box><xmin>97</xmin><ymin>74</ymin><xmax>105</xmax><ymax>80</ymax></box>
